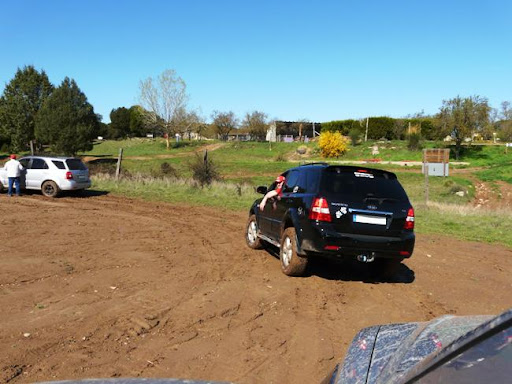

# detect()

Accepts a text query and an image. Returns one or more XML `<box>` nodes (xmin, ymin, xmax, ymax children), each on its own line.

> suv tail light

<box><xmin>404</xmin><ymin>207</ymin><xmax>415</xmax><ymax>230</ymax></box>
<box><xmin>66</xmin><ymin>171</ymin><xmax>74</xmax><ymax>180</ymax></box>
<box><xmin>309</xmin><ymin>197</ymin><xmax>332</xmax><ymax>222</ymax></box>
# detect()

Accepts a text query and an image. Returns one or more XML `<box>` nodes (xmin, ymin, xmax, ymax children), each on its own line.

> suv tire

<box><xmin>41</xmin><ymin>180</ymin><xmax>60</xmax><ymax>198</ymax></box>
<box><xmin>246</xmin><ymin>214</ymin><xmax>262</xmax><ymax>249</ymax></box>
<box><xmin>280</xmin><ymin>227</ymin><xmax>308</xmax><ymax>276</ymax></box>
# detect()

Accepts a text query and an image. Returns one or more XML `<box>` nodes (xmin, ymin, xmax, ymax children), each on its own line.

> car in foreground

<box><xmin>0</xmin><ymin>155</ymin><xmax>91</xmax><ymax>197</ymax></box>
<box><xmin>323</xmin><ymin>307</ymin><xmax>511</xmax><ymax>383</ymax></box>
<box><xmin>246</xmin><ymin>163</ymin><xmax>415</xmax><ymax>276</ymax></box>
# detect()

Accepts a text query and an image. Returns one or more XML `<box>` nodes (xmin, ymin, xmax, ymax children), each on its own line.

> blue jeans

<box><xmin>8</xmin><ymin>177</ymin><xmax>20</xmax><ymax>196</ymax></box>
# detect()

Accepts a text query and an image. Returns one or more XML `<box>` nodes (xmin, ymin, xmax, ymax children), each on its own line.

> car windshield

<box><xmin>321</xmin><ymin>167</ymin><xmax>409</xmax><ymax>203</ymax></box>
<box><xmin>66</xmin><ymin>159</ymin><xmax>87</xmax><ymax>170</ymax></box>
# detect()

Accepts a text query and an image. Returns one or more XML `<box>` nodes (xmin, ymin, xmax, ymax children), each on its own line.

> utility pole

<box><xmin>365</xmin><ymin>117</ymin><xmax>369</xmax><ymax>142</ymax></box>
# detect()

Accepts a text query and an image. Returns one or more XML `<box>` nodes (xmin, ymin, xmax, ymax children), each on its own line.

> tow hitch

<box><xmin>356</xmin><ymin>253</ymin><xmax>375</xmax><ymax>263</ymax></box>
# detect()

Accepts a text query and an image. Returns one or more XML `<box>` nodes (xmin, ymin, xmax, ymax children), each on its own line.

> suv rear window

<box><xmin>66</xmin><ymin>159</ymin><xmax>87</xmax><ymax>170</ymax></box>
<box><xmin>321</xmin><ymin>167</ymin><xmax>409</xmax><ymax>203</ymax></box>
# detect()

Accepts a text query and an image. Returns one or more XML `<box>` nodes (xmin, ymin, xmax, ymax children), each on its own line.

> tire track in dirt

<box><xmin>1</xmin><ymin>194</ymin><xmax>511</xmax><ymax>384</ymax></box>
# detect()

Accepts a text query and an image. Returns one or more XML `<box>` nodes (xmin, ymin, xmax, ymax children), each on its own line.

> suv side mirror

<box><xmin>256</xmin><ymin>186</ymin><xmax>268</xmax><ymax>195</ymax></box>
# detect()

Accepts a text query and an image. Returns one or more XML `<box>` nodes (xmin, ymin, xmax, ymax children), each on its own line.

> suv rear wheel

<box><xmin>42</xmin><ymin>180</ymin><xmax>60</xmax><ymax>198</ymax></box>
<box><xmin>246</xmin><ymin>214</ymin><xmax>262</xmax><ymax>249</ymax></box>
<box><xmin>280</xmin><ymin>227</ymin><xmax>308</xmax><ymax>276</ymax></box>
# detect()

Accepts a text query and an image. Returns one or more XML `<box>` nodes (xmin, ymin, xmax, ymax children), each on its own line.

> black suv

<box><xmin>245</xmin><ymin>163</ymin><xmax>415</xmax><ymax>276</ymax></box>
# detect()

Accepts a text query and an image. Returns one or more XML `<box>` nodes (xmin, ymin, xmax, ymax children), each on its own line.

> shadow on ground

<box><xmin>2</xmin><ymin>189</ymin><xmax>109</xmax><ymax>199</ymax></box>
<box><xmin>262</xmin><ymin>244</ymin><xmax>415</xmax><ymax>284</ymax></box>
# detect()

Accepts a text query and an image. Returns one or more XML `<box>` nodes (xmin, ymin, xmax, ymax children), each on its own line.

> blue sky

<box><xmin>1</xmin><ymin>0</ymin><xmax>511</xmax><ymax>123</ymax></box>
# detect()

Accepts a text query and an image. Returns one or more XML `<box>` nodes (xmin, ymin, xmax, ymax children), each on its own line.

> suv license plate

<box><xmin>353</xmin><ymin>214</ymin><xmax>386</xmax><ymax>225</ymax></box>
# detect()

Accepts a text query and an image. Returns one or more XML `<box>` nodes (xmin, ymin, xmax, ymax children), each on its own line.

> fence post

<box><xmin>115</xmin><ymin>148</ymin><xmax>123</xmax><ymax>180</ymax></box>
<box><xmin>424</xmin><ymin>162</ymin><xmax>429</xmax><ymax>206</ymax></box>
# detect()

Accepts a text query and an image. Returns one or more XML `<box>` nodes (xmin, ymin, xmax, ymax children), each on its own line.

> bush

<box><xmin>348</xmin><ymin>128</ymin><xmax>361</xmax><ymax>146</ymax></box>
<box><xmin>318</xmin><ymin>131</ymin><xmax>350</xmax><ymax>158</ymax></box>
<box><xmin>274</xmin><ymin>153</ymin><xmax>286</xmax><ymax>162</ymax></box>
<box><xmin>190</xmin><ymin>152</ymin><xmax>221</xmax><ymax>187</ymax></box>
<box><xmin>86</xmin><ymin>159</ymin><xmax>117</xmax><ymax>176</ymax></box>
<box><xmin>367</xmin><ymin>117</ymin><xmax>395</xmax><ymax>140</ymax></box>
<box><xmin>160</xmin><ymin>162</ymin><xmax>178</xmax><ymax>177</ymax></box>
<box><xmin>321</xmin><ymin>119</ymin><xmax>361</xmax><ymax>135</ymax></box>
<box><xmin>407</xmin><ymin>132</ymin><xmax>423</xmax><ymax>151</ymax></box>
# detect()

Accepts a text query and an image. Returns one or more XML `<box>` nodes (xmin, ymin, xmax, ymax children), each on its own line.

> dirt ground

<box><xmin>1</xmin><ymin>193</ymin><xmax>511</xmax><ymax>384</ymax></box>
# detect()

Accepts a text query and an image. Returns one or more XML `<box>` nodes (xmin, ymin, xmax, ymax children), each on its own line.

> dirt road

<box><xmin>1</xmin><ymin>194</ymin><xmax>511</xmax><ymax>384</ymax></box>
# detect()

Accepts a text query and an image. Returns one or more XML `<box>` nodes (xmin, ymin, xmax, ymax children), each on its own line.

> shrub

<box><xmin>348</xmin><ymin>128</ymin><xmax>361</xmax><ymax>146</ymax></box>
<box><xmin>160</xmin><ymin>162</ymin><xmax>178</xmax><ymax>177</ymax></box>
<box><xmin>321</xmin><ymin>119</ymin><xmax>361</xmax><ymax>135</ymax></box>
<box><xmin>86</xmin><ymin>159</ymin><xmax>117</xmax><ymax>176</ymax></box>
<box><xmin>407</xmin><ymin>132</ymin><xmax>423</xmax><ymax>151</ymax></box>
<box><xmin>318</xmin><ymin>131</ymin><xmax>350</xmax><ymax>158</ymax></box>
<box><xmin>190</xmin><ymin>152</ymin><xmax>221</xmax><ymax>187</ymax></box>
<box><xmin>274</xmin><ymin>153</ymin><xmax>286</xmax><ymax>162</ymax></box>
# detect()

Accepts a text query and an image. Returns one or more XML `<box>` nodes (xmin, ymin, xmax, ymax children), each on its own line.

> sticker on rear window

<box><xmin>354</xmin><ymin>171</ymin><xmax>374</xmax><ymax>178</ymax></box>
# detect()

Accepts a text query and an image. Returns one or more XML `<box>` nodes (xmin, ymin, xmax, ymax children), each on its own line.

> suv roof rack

<box><xmin>299</xmin><ymin>162</ymin><xmax>328</xmax><ymax>167</ymax></box>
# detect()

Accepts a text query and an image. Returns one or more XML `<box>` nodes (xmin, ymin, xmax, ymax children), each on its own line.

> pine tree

<box><xmin>35</xmin><ymin>77</ymin><xmax>99</xmax><ymax>156</ymax></box>
<box><xmin>0</xmin><ymin>65</ymin><xmax>54</xmax><ymax>151</ymax></box>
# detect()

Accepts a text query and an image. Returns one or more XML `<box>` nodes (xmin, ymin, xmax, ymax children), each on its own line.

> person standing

<box><xmin>5</xmin><ymin>154</ymin><xmax>24</xmax><ymax>196</ymax></box>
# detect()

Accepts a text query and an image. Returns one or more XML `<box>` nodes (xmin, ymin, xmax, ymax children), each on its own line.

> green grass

<box><xmin>415</xmin><ymin>202</ymin><xmax>512</xmax><ymax>247</ymax></box>
<box><xmin>475</xmin><ymin>162</ymin><xmax>512</xmax><ymax>184</ymax></box>
<box><xmin>397</xmin><ymin>172</ymin><xmax>475</xmax><ymax>205</ymax></box>
<box><xmin>86</xmin><ymin>137</ymin><xmax>204</xmax><ymax>157</ymax></box>
<box><xmin>92</xmin><ymin>175</ymin><xmax>259</xmax><ymax>211</ymax></box>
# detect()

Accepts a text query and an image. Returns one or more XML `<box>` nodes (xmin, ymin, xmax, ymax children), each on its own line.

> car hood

<box><xmin>333</xmin><ymin>313</ymin><xmax>499</xmax><ymax>384</ymax></box>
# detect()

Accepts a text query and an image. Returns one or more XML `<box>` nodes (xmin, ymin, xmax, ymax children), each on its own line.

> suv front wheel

<box><xmin>246</xmin><ymin>214</ymin><xmax>262</xmax><ymax>249</ymax></box>
<box><xmin>280</xmin><ymin>227</ymin><xmax>308</xmax><ymax>276</ymax></box>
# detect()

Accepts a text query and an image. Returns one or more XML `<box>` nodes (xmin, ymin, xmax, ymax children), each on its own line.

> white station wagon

<box><xmin>0</xmin><ymin>156</ymin><xmax>91</xmax><ymax>197</ymax></box>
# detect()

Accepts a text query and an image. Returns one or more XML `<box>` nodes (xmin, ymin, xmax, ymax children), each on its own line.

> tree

<box><xmin>211</xmin><ymin>111</ymin><xmax>238</xmax><ymax>140</ymax></box>
<box><xmin>0</xmin><ymin>65</ymin><xmax>54</xmax><ymax>151</ymax></box>
<box><xmin>139</xmin><ymin>69</ymin><xmax>188</xmax><ymax>149</ymax></box>
<box><xmin>241</xmin><ymin>111</ymin><xmax>268</xmax><ymax>141</ymax></box>
<box><xmin>437</xmin><ymin>95</ymin><xmax>491</xmax><ymax>159</ymax></box>
<box><xmin>497</xmin><ymin>101</ymin><xmax>512</xmax><ymax>142</ymax></box>
<box><xmin>129</xmin><ymin>105</ymin><xmax>146</xmax><ymax>137</ymax></box>
<box><xmin>501</xmin><ymin>101</ymin><xmax>512</xmax><ymax>120</ymax></box>
<box><xmin>35</xmin><ymin>77</ymin><xmax>99</xmax><ymax>156</ymax></box>
<box><xmin>109</xmin><ymin>107</ymin><xmax>131</xmax><ymax>139</ymax></box>
<box><xmin>174</xmin><ymin>109</ymin><xmax>205</xmax><ymax>140</ymax></box>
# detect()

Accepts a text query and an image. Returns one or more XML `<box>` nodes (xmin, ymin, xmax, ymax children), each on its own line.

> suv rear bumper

<box><xmin>59</xmin><ymin>179</ymin><xmax>92</xmax><ymax>191</ymax></box>
<box><xmin>299</xmin><ymin>224</ymin><xmax>415</xmax><ymax>260</ymax></box>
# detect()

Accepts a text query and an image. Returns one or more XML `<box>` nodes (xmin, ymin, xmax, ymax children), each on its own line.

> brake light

<box><xmin>309</xmin><ymin>197</ymin><xmax>332</xmax><ymax>222</ymax></box>
<box><xmin>404</xmin><ymin>207</ymin><xmax>415</xmax><ymax>230</ymax></box>
<box><xmin>66</xmin><ymin>171</ymin><xmax>73</xmax><ymax>180</ymax></box>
